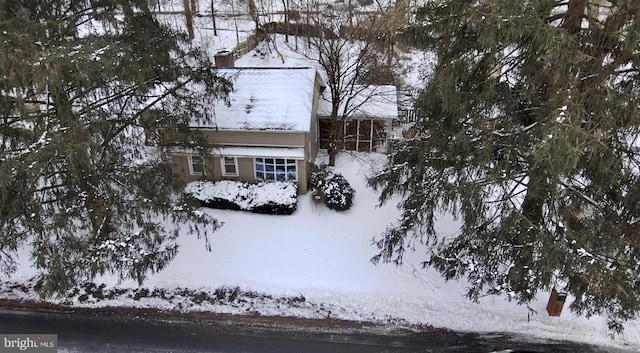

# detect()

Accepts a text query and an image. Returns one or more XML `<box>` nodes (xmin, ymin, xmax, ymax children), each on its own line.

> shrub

<box><xmin>202</xmin><ymin>197</ymin><xmax>242</xmax><ymax>211</ymax></box>
<box><xmin>185</xmin><ymin>180</ymin><xmax>297</xmax><ymax>215</ymax></box>
<box><xmin>248</xmin><ymin>182</ymin><xmax>298</xmax><ymax>215</ymax></box>
<box><xmin>308</xmin><ymin>163</ymin><xmax>331</xmax><ymax>190</ymax></box>
<box><xmin>323</xmin><ymin>173</ymin><xmax>355</xmax><ymax>211</ymax></box>
<box><xmin>309</xmin><ymin>164</ymin><xmax>355</xmax><ymax>212</ymax></box>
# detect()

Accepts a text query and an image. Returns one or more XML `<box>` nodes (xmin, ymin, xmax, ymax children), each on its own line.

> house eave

<box><xmin>166</xmin><ymin>146</ymin><xmax>306</xmax><ymax>159</ymax></box>
<box><xmin>188</xmin><ymin>126</ymin><xmax>311</xmax><ymax>133</ymax></box>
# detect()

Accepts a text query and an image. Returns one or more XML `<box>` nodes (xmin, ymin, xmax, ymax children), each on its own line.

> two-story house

<box><xmin>166</xmin><ymin>64</ymin><xmax>326</xmax><ymax>194</ymax></box>
<box><xmin>163</xmin><ymin>51</ymin><xmax>398</xmax><ymax>195</ymax></box>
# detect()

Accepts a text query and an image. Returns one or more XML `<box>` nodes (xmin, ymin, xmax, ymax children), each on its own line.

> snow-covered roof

<box><xmin>196</xmin><ymin>67</ymin><xmax>320</xmax><ymax>131</ymax></box>
<box><xmin>317</xmin><ymin>85</ymin><xmax>398</xmax><ymax>120</ymax></box>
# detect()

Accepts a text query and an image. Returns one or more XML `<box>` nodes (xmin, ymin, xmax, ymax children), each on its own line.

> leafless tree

<box><xmin>305</xmin><ymin>6</ymin><xmax>399</xmax><ymax>165</ymax></box>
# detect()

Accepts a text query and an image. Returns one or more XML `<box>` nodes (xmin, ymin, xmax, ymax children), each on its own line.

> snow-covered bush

<box><xmin>185</xmin><ymin>180</ymin><xmax>297</xmax><ymax>215</ymax></box>
<box><xmin>308</xmin><ymin>163</ymin><xmax>331</xmax><ymax>190</ymax></box>
<box><xmin>249</xmin><ymin>182</ymin><xmax>298</xmax><ymax>215</ymax></box>
<box><xmin>185</xmin><ymin>180</ymin><xmax>247</xmax><ymax>210</ymax></box>
<box><xmin>309</xmin><ymin>164</ymin><xmax>355</xmax><ymax>212</ymax></box>
<box><xmin>323</xmin><ymin>173</ymin><xmax>355</xmax><ymax>211</ymax></box>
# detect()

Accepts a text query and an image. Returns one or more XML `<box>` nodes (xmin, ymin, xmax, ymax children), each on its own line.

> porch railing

<box><xmin>398</xmin><ymin>109</ymin><xmax>422</xmax><ymax>123</ymax></box>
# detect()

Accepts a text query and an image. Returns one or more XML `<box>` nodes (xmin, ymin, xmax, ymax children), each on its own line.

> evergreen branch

<box><xmin>74</xmin><ymin>76</ymin><xmax>162</xmax><ymax>118</ymax></box>
<box><xmin>101</xmin><ymin>77</ymin><xmax>196</xmax><ymax>147</ymax></box>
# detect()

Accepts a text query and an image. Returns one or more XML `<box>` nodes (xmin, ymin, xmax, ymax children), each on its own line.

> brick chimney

<box><xmin>214</xmin><ymin>50</ymin><xmax>235</xmax><ymax>68</ymax></box>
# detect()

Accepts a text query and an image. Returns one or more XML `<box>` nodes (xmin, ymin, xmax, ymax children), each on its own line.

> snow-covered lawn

<box><xmin>2</xmin><ymin>152</ymin><xmax>640</xmax><ymax>350</ymax></box>
<box><xmin>2</xmin><ymin>7</ymin><xmax>639</xmax><ymax>351</ymax></box>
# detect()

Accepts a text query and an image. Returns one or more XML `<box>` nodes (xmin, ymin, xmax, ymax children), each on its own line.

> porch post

<box><xmin>356</xmin><ymin>119</ymin><xmax>360</xmax><ymax>151</ymax></box>
<box><xmin>369</xmin><ymin>119</ymin><xmax>374</xmax><ymax>152</ymax></box>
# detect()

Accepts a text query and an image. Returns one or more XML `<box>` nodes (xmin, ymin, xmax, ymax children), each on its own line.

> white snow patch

<box><xmin>3</xmin><ymin>152</ymin><xmax>640</xmax><ymax>351</ymax></box>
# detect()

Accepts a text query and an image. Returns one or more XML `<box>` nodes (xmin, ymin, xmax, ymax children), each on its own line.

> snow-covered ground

<box><xmin>2</xmin><ymin>8</ymin><xmax>639</xmax><ymax>352</ymax></box>
<box><xmin>3</xmin><ymin>152</ymin><xmax>640</xmax><ymax>351</ymax></box>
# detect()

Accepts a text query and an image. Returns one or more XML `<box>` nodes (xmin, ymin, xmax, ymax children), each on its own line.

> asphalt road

<box><xmin>0</xmin><ymin>308</ymin><xmax>635</xmax><ymax>353</ymax></box>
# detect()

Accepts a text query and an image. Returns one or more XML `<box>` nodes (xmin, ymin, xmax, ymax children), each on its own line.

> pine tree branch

<box><xmin>100</xmin><ymin>77</ymin><xmax>196</xmax><ymax>147</ymax></box>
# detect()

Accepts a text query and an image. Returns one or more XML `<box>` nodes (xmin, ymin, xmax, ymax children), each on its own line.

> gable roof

<box><xmin>317</xmin><ymin>85</ymin><xmax>398</xmax><ymax>120</ymax></box>
<box><xmin>194</xmin><ymin>67</ymin><xmax>320</xmax><ymax>132</ymax></box>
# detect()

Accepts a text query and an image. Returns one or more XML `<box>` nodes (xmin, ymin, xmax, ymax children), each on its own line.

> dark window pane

<box><xmin>286</xmin><ymin>159</ymin><xmax>296</xmax><ymax>164</ymax></box>
<box><xmin>358</xmin><ymin>141</ymin><xmax>371</xmax><ymax>152</ymax></box>
<box><xmin>319</xmin><ymin>119</ymin><xmax>332</xmax><ymax>142</ymax></box>
<box><xmin>344</xmin><ymin>140</ymin><xmax>356</xmax><ymax>150</ymax></box>
<box><xmin>265</xmin><ymin>172</ymin><xmax>275</xmax><ymax>180</ymax></box>
<box><xmin>359</xmin><ymin>119</ymin><xmax>372</xmax><ymax>139</ymax></box>
<box><xmin>192</xmin><ymin>166</ymin><xmax>204</xmax><ymax>174</ymax></box>
<box><xmin>223</xmin><ymin>157</ymin><xmax>236</xmax><ymax>174</ymax></box>
<box><xmin>266</xmin><ymin>165</ymin><xmax>274</xmax><ymax>172</ymax></box>
<box><xmin>256</xmin><ymin>164</ymin><xmax>264</xmax><ymax>171</ymax></box>
<box><xmin>256</xmin><ymin>171</ymin><xmax>264</xmax><ymax>179</ymax></box>
<box><xmin>345</xmin><ymin>121</ymin><xmax>358</xmax><ymax>136</ymax></box>
<box><xmin>191</xmin><ymin>155</ymin><xmax>204</xmax><ymax>174</ymax></box>
<box><xmin>265</xmin><ymin>158</ymin><xmax>274</xmax><ymax>164</ymax></box>
<box><xmin>276</xmin><ymin>158</ymin><xmax>285</xmax><ymax>164</ymax></box>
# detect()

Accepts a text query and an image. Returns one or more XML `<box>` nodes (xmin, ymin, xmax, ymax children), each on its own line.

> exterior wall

<box><xmin>210</xmin><ymin>156</ymin><xmax>222</xmax><ymax>180</ymax></box>
<box><xmin>236</xmin><ymin>157</ymin><xmax>257</xmax><ymax>183</ymax></box>
<box><xmin>307</xmin><ymin>74</ymin><xmax>323</xmax><ymax>163</ymax></box>
<box><xmin>170</xmin><ymin>154</ymin><xmax>190</xmax><ymax>182</ymax></box>
<box><xmin>170</xmin><ymin>154</ymin><xmax>308</xmax><ymax>194</ymax></box>
<box><xmin>209</xmin><ymin>157</ymin><xmax>253</xmax><ymax>183</ymax></box>
<box><xmin>302</xmin><ymin>131</ymin><xmax>311</xmax><ymax>190</ymax></box>
<box><xmin>232</xmin><ymin>157</ymin><xmax>307</xmax><ymax>193</ymax></box>
<box><xmin>296</xmin><ymin>159</ymin><xmax>308</xmax><ymax>193</ymax></box>
<box><xmin>193</xmin><ymin>129</ymin><xmax>306</xmax><ymax>147</ymax></box>
<box><xmin>170</xmin><ymin>154</ymin><xmax>211</xmax><ymax>183</ymax></box>
<box><xmin>307</xmin><ymin>122</ymin><xmax>318</xmax><ymax>163</ymax></box>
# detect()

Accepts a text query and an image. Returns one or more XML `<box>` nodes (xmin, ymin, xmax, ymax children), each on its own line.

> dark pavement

<box><xmin>0</xmin><ymin>305</ymin><xmax>635</xmax><ymax>353</ymax></box>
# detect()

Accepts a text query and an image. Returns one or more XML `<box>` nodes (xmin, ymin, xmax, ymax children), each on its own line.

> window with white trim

<box><xmin>189</xmin><ymin>155</ymin><xmax>205</xmax><ymax>175</ymax></box>
<box><xmin>255</xmin><ymin>158</ymin><xmax>297</xmax><ymax>181</ymax></box>
<box><xmin>221</xmin><ymin>156</ymin><xmax>238</xmax><ymax>176</ymax></box>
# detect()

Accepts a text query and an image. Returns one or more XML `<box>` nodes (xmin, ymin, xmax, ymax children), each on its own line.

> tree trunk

<box><xmin>508</xmin><ymin>0</ymin><xmax>587</xmax><ymax>292</ymax></box>
<box><xmin>210</xmin><ymin>0</ymin><xmax>217</xmax><ymax>35</ymax></box>
<box><xmin>49</xmin><ymin>80</ymin><xmax>112</xmax><ymax>241</ymax></box>
<box><xmin>183</xmin><ymin>0</ymin><xmax>194</xmax><ymax>40</ymax></box>
<box><xmin>509</xmin><ymin>166</ymin><xmax>546</xmax><ymax>291</ymax></box>
<box><xmin>327</xmin><ymin>105</ymin><xmax>342</xmax><ymax>166</ymax></box>
<box><xmin>394</xmin><ymin>0</ymin><xmax>407</xmax><ymax>27</ymax></box>
<box><xmin>248</xmin><ymin>0</ymin><xmax>260</xmax><ymax>30</ymax></box>
<box><xmin>282</xmin><ymin>0</ymin><xmax>289</xmax><ymax>43</ymax></box>
<box><xmin>328</xmin><ymin>149</ymin><xmax>338</xmax><ymax>166</ymax></box>
<box><xmin>565</xmin><ymin>0</ymin><xmax>586</xmax><ymax>35</ymax></box>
